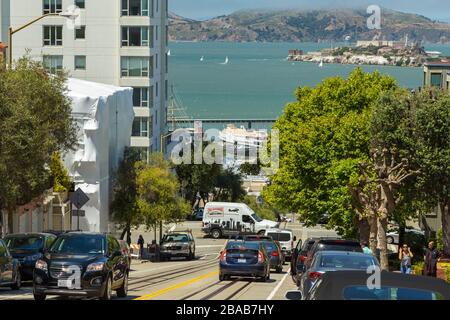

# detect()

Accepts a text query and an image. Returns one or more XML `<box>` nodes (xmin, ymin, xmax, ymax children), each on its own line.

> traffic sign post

<box><xmin>69</xmin><ymin>188</ymin><xmax>90</xmax><ymax>231</ymax></box>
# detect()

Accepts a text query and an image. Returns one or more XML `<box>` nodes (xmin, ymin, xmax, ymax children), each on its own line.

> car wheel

<box><xmin>387</xmin><ymin>236</ymin><xmax>394</xmax><ymax>244</ymax></box>
<box><xmin>276</xmin><ymin>266</ymin><xmax>283</xmax><ymax>273</ymax></box>
<box><xmin>116</xmin><ymin>273</ymin><xmax>128</xmax><ymax>298</ymax></box>
<box><xmin>257</xmin><ymin>230</ymin><xmax>265</xmax><ymax>236</ymax></box>
<box><xmin>211</xmin><ymin>229</ymin><xmax>222</xmax><ymax>239</ymax></box>
<box><xmin>33</xmin><ymin>293</ymin><xmax>46</xmax><ymax>301</ymax></box>
<box><xmin>11</xmin><ymin>271</ymin><xmax>21</xmax><ymax>290</ymax></box>
<box><xmin>101</xmin><ymin>276</ymin><xmax>113</xmax><ymax>300</ymax></box>
<box><xmin>219</xmin><ymin>274</ymin><xmax>226</xmax><ymax>281</ymax></box>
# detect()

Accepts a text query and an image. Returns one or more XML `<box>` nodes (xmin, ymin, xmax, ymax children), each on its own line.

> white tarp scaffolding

<box><xmin>64</xmin><ymin>78</ymin><xmax>135</xmax><ymax>232</ymax></box>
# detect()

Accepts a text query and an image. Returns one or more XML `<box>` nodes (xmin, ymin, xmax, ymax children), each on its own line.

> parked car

<box><xmin>33</xmin><ymin>232</ymin><xmax>130</xmax><ymax>300</ymax></box>
<box><xmin>286</xmin><ymin>270</ymin><xmax>450</xmax><ymax>300</ymax></box>
<box><xmin>160</xmin><ymin>230</ymin><xmax>196</xmax><ymax>261</ymax></box>
<box><xmin>299</xmin><ymin>251</ymin><xmax>380</xmax><ymax>296</ymax></box>
<box><xmin>219</xmin><ymin>240</ymin><xmax>270</xmax><ymax>282</ymax></box>
<box><xmin>264</xmin><ymin>229</ymin><xmax>296</xmax><ymax>262</ymax></box>
<box><xmin>304</xmin><ymin>238</ymin><xmax>363</xmax><ymax>271</ymax></box>
<box><xmin>118</xmin><ymin>240</ymin><xmax>132</xmax><ymax>266</ymax></box>
<box><xmin>386</xmin><ymin>228</ymin><xmax>425</xmax><ymax>244</ymax></box>
<box><xmin>291</xmin><ymin>238</ymin><xmax>318</xmax><ymax>286</ymax></box>
<box><xmin>0</xmin><ymin>239</ymin><xmax>21</xmax><ymax>290</ymax></box>
<box><xmin>4</xmin><ymin>233</ymin><xmax>57</xmax><ymax>280</ymax></box>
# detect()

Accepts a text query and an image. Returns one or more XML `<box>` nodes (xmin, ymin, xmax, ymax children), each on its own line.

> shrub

<box><xmin>446</xmin><ymin>266</ymin><xmax>450</xmax><ymax>283</ymax></box>
<box><xmin>437</xmin><ymin>228</ymin><xmax>443</xmax><ymax>252</ymax></box>
<box><xmin>50</xmin><ymin>152</ymin><xmax>72</xmax><ymax>192</ymax></box>
<box><xmin>412</xmin><ymin>261</ymin><xmax>424</xmax><ymax>275</ymax></box>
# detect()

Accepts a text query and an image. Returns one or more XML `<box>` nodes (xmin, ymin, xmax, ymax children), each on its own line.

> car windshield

<box><xmin>318</xmin><ymin>242</ymin><xmax>361</xmax><ymax>252</ymax></box>
<box><xmin>343</xmin><ymin>286</ymin><xmax>444</xmax><ymax>300</ymax></box>
<box><xmin>5</xmin><ymin>236</ymin><xmax>44</xmax><ymax>252</ymax></box>
<box><xmin>227</xmin><ymin>242</ymin><xmax>260</xmax><ymax>251</ymax></box>
<box><xmin>50</xmin><ymin>236</ymin><xmax>105</xmax><ymax>255</ymax></box>
<box><xmin>267</xmin><ymin>233</ymin><xmax>291</xmax><ymax>242</ymax></box>
<box><xmin>318</xmin><ymin>255</ymin><xmax>377</xmax><ymax>269</ymax></box>
<box><xmin>163</xmin><ymin>234</ymin><xmax>189</xmax><ymax>243</ymax></box>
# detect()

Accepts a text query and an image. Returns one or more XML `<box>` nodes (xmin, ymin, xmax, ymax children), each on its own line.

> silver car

<box><xmin>299</xmin><ymin>251</ymin><xmax>379</xmax><ymax>297</ymax></box>
<box><xmin>160</xmin><ymin>230</ymin><xmax>196</xmax><ymax>261</ymax></box>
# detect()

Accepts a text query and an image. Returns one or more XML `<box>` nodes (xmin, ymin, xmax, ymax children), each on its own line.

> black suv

<box><xmin>33</xmin><ymin>232</ymin><xmax>130</xmax><ymax>300</ymax></box>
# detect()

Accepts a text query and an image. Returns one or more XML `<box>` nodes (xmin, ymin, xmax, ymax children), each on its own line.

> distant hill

<box><xmin>169</xmin><ymin>9</ymin><xmax>450</xmax><ymax>43</ymax></box>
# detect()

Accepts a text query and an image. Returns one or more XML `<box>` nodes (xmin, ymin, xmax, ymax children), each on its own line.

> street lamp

<box><xmin>7</xmin><ymin>10</ymin><xmax>80</xmax><ymax>68</ymax></box>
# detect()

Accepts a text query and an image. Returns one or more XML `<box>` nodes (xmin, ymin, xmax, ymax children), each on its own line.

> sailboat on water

<box><xmin>167</xmin><ymin>49</ymin><xmax>171</xmax><ymax>56</ymax></box>
<box><xmin>221</xmin><ymin>56</ymin><xmax>229</xmax><ymax>65</ymax></box>
<box><xmin>200</xmin><ymin>56</ymin><xmax>204</xmax><ymax>62</ymax></box>
<box><xmin>318</xmin><ymin>59</ymin><xmax>324</xmax><ymax>68</ymax></box>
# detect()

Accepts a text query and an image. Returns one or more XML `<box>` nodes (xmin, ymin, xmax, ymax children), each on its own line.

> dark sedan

<box><xmin>219</xmin><ymin>241</ymin><xmax>270</xmax><ymax>282</ymax></box>
<box><xmin>33</xmin><ymin>232</ymin><xmax>130</xmax><ymax>300</ymax></box>
<box><xmin>4</xmin><ymin>233</ymin><xmax>56</xmax><ymax>280</ymax></box>
<box><xmin>287</xmin><ymin>270</ymin><xmax>450</xmax><ymax>300</ymax></box>
<box><xmin>299</xmin><ymin>251</ymin><xmax>379</xmax><ymax>296</ymax></box>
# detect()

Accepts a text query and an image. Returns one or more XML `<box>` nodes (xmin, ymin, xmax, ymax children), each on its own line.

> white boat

<box><xmin>221</xmin><ymin>56</ymin><xmax>229</xmax><ymax>65</ymax></box>
<box><xmin>167</xmin><ymin>49</ymin><xmax>171</xmax><ymax>56</ymax></box>
<box><xmin>200</xmin><ymin>56</ymin><xmax>204</xmax><ymax>62</ymax></box>
<box><xmin>219</xmin><ymin>124</ymin><xmax>268</xmax><ymax>149</ymax></box>
<box><xmin>319</xmin><ymin>60</ymin><xmax>324</xmax><ymax>68</ymax></box>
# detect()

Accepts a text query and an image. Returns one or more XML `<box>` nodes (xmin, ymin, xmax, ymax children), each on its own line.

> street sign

<box><xmin>72</xmin><ymin>210</ymin><xmax>86</xmax><ymax>217</ymax></box>
<box><xmin>69</xmin><ymin>188</ymin><xmax>90</xmax><ymax>209</ymax></box>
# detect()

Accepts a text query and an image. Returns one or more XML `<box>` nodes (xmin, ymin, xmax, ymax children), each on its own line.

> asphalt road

<box><xmin>0</xmin><ymin>222</ymin><xmax>337</xmax><ymax>301</ymax></box>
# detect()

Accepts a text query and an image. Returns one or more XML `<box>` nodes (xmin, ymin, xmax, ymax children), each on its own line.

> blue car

<box><xmin>219</xmin><ymin>241</ymin><xmax>270</xmax><ymax>282</ymax></box>
<box><xmin>4</xmin><ymin>233</ymin><xmax>57</xmax><ymax>280</ymax></box>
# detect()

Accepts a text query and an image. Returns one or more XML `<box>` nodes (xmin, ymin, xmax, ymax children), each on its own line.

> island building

<box><xmin>423</xmin><ymin>60</ymin><xmax>450</xmax><ymax>91</ymax></box>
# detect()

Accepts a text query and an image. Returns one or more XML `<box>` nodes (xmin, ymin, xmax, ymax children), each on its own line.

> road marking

<box><xmin>134</xmin><ymin>270</ymin><xmax>219</xmax><ymax>300</ymax></box>
<box><xmin>266</xmin><ymin>268</ymin><xmax>291</xmax><ymax>300</ymax></box>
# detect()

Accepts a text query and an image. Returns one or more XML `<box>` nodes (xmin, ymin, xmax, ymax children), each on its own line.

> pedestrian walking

<box><xmin>138</xmin><ymin>235</ymin><xmax>145</xmax><ymax>259</ymax></box>
<box><xmin>398</xmin><ymin>244</ymin><xmax>413</xmax><ymax>274</ymax></box>
<box><xmin>424</xmin><ymin>241</ymin><xmax>440</xmax><ymax>277</ymax></box>
<box><xmin>361</xmin><ymin>242</ymin><xmax>373</xmax><ymax>255</ymax></box>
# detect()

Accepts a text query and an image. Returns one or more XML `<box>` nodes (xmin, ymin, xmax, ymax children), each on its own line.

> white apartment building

<box><xmin>1</xmin><ymin>0</ymin><xmax>169</xmax><ymax>157</ymax></box>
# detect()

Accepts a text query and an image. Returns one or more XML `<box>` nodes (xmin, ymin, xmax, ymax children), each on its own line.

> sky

<box><xmin>170</xmin><ymin>0</ymin><xmax>450</xmax><ymax>22</ymax></box>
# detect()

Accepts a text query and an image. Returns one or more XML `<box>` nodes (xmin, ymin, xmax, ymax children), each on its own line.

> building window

<box><xmin>75</xmin><ymin>26</ymin><xmax>86</xmax><ymax>39</ymax></box>
<box><xmin>132</xmin><ymin>87</ymin><xmax>150</xmax><ymax>107</ymax></box>
<box><xmin>43</xmin><ymin>26</ymin><xmax>63</xmax><ymax>46</ymax></box>
<box><xmin>121</xmin><ymin>27</ymin><xmax>150</xmax><ymax>47</ymax></box>
<box><xmin>121</xmin><ymin>57</ymin><xmax>151</xmax><ymax>77</ymax></box>
<box><xmin>75</xmin><ymin>56</ymin><xmax>86</xmax><ymax>70</ymax></box>
<box><xmin>155</xmin><ymin>81</ymin><xmax>158</xmax><ymax>97</ymax></box>
<box><xmin>75</xmin><ymin>0</ymin><xmax>85</xmax><ymax>9</ymax></box>
<box><xmin>155</xmin><ymin>53</ymin><xmax>158</xmax><ymax>69</ymax></box>
<box><xmin>43</xmin><ymin>0</ymin><xmax>62</xmax><ymax>14</ymax></box>
<box><xmin>43</xmin><ymin>55</ymin><xmax>63</xmax><ymax>74</ymax></box>
<box><xmin>156</xmin><ymin>0</ymin><xmax>159</xmax><ymax>12</ymax></box>
<box><xmin>431</xmin><ymin>73</ymin><xmax>442</xmax><ymax>87</ymax></box>
<box><xmin>132</xmin><ymin>117</ymin><xmax>149</xmax><ymax>137</ymax></box>
<box><xmin>122</xmin><ymin>0</ymin><xmax>149</xmax><ymax>16</ymax></box>
<box><xmin>155</xmin><ymin>25</ymin><xmax>158</xmax><ymax>41</ymax></box>
<box><xmin>165</xmin><ymin>80</ymin><xmax>168</xmax><ymax>101</ymax></box>
<box><xmin>166</xmin><ymin>25</ymin><xmax>169</xmax><ymax>46</ymax></box>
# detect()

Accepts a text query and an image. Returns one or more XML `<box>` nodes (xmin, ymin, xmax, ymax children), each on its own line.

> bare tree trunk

<box><xmin>378</xmin><ymin>216</ymin><xmax>389</xmax><ymax>270</ymax></box>
<box><xmin>441</xmin><ymin>201</ymin><xmax>450</xmax><ymax>257</ymax></box>
<box><xmin>358</xmin><ymin>217</ymin><xmax>370</xmax><ymax>244</ymax></box>
<box><xmin>369</xmin><ymin>215</ymin><xmax>378</xmax><ymax>254</ymax></box>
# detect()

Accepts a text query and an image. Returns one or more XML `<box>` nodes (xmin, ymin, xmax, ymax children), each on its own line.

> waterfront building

<box><xmin>1</xmin><ymin>0</ymin><xmax>169</xmax><ymax>158</ymax></box>
<box><xmin>423</xmin><ymin>60</ymin><xmax>450</xmax><ymax>91</ymax></box>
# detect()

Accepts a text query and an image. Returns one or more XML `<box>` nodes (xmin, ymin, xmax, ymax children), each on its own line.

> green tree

<box><xmin>214</xmin><ymin>168</ymin><xmax>246</xmax><ymax>202</ymax></box>
<box><xmin>136</xmin><ymin>154</ymin><xmax>190</xmax><ymax>242</ymax></box>
<box><xmin>111</xmin><ymin>148</ymin><xmax>141</xmax><ymax>244</ymax></box>
<box><xmin>263</xmin><ymin>68</ymin><xmax>399</xmax><ymax>241</ymax></box>
<box><xmin>49</xmin><ymin>152</ymin><xmax>72</xmax><ymax>193</ymax></box>
<box><xmin>0</xmin><ymin>55</ymin><xmax>77</xmax><ymax>233</ymax></box>
<box><xmin>371</xmin><ymin>89</ymin><xmax>450</xmax><ymax>256</ymax></box>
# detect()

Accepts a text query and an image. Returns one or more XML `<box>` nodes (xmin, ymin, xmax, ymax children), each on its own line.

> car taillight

<box><xmin>258</xmin><ymin>251</ymin><xmax>264</xmax><ymax>263</ymax></box>
<box><xmin>271</xmin><ymin>251</ymin><xmax>279</xmax><ymax>257</ymax></box>
<box><xmin>299</xmin><ymin>255</ymin><xmax>306</xmax><ymax>262</ymax></box>
<box><xmin>220</xmin><ymin>251</ymin><xmax>227</xmax><ymax>262</ymax></box>
<box><xmin>308</xmin><ymin>271</ymin><xmax>323</xmax><ymax>280</ymax></box>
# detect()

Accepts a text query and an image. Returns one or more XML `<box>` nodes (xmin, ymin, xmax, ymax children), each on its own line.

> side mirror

<box><xmin>293</xmin><ymin>236</ymin><xmax>297</xmax><ymax>242</ymax></box>
<box><xmin>285</xmin><ymin>290</ymin><xmax>303</xmax><ymax>300</ymax></box>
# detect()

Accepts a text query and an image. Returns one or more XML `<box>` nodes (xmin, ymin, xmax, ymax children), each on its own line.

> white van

<box><xmin>264</xmin><ymin>229</ymin><xmax>296</xmax><ymax>261</ymax></box>
<box><xmin>202</xmin><ymin>202</ymin><xmax>279</xmax><ymax>239</ymax></box>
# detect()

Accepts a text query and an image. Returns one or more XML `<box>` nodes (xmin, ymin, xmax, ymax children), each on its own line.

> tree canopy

<box><xmin>0</xmin><ymin>56</ymin><xmax>77</xmax><ymax>232</ymax></box>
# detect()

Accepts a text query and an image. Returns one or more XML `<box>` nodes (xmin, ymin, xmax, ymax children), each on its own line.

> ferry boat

<box><xmin>218</xmin><ymin>124</ymin><xmax>268</xmax><ymax>149</ymax></box>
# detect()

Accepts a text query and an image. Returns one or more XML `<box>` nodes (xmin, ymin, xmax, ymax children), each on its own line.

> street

<box><xmin>0</xmin><ymin>221</ymin><xmax>337</xmax><ymax>301</ymax></box>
